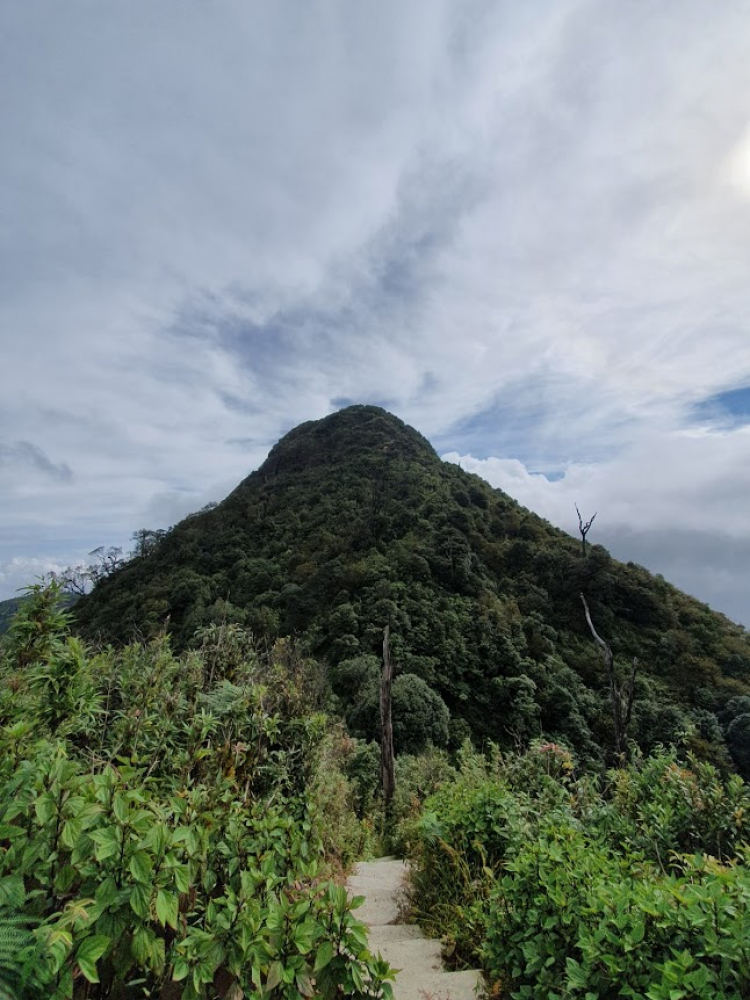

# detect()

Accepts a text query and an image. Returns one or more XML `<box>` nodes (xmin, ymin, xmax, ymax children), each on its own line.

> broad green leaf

<box><xmin>54</xmin><ymin>863</ymin><xmax>78</xmax><ymax>895</ymax></box>
<box><xmin>130</xmin><ymin>882</ymin><xmax>150</xmax><ymax>919</ymax></box>
<box><xmin>296</xmin><ymin>972</ymin><xmax>315</xmax><ymax>997</ymax></box>
<box><xmin>76</xmin><ymin>935</ymin><xmax>109</xmax><ymax>984</ymax></box>
<box><xmin>630</xmin><ymin>920</ymin><xmax>645</xmax><ymax>945</ymax></box>
<box><xmin>129</xmin><ymin>849</ymin><xmax>153</xmax><ymax>884</ymax></box>
<box><xmin>90</xmin><ymin>827</ymin><xmax>120</xmax><ymax>861</ymax></box>
<box><xmin>131</xmin><ymin>925</ymin><xmax>156</xmax><ymax>966</ymax></box>
<box><xmin>34</xmin><ymin>794</ymin><xmax>56</xmax><ymax>826</ymax></box>
<box><xmin>112</xmin><ymin>794</ymin><xmax>128</xmax><ymax>824</ymax></box>
<box><xmin>155</xmin><ymin>889</ymin><xmax>179</xmax><ymax>929</ymax></box>
<box><xmin>690</xmin><ymin>965</ymin><xmax>710</xmax><ymax>990</ymax></box>
<box><xmin>60</xmin><ymin>816</ymin><xmax>82</xmax><ymax>850</ymax></box>
<box><xmin>314</xmin><ymin>941</ymin><xmax>334</xmax><ymax>972</ymax></box>
<box><xmin>172</xmin><ymin>956</ymin><xmax>190</xmax><ymax>981</ymax></box>
<box><xmin>293</xmin><ymin>918</ymin><xmax>319</xmax><ymax>955</ymax></box>
<box><xmin>173</xmin><ymin>864</ymin><xmax>191</xmax><ymax>894</ymax></box>
<box><xmin>266</xmin><ymin>961</ymin><xmax>283</xmax><ymax>991</ymax></box>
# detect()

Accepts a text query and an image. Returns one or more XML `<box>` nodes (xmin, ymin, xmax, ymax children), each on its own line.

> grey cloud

<box><xmin>601</xmin><ymin>525</ymin><xmax>750</xmax><ymax>628</ymax></box>
<box><xmin>0</xmin><ymin>441</ymin><xmax>73</xmax><ymax>483</ymax></box>
<box><xmin>445</xmin><ymin>419</ymin><xmax>750</xmax><ymax>628</ymax></box>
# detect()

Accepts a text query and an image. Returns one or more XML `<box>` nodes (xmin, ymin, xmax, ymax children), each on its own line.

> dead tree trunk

<box><xmin>580</xmin><ymin>593</ymin><xmax>637</xmax><ymax>761</ymax></box>
<box><xmin>575</xmin><ymin>504</ymin><xmax>597</xmax><ymax>558</ymax></box>
<box><xmin>380</xmin><ymin>625</ymin><xmax>396</xmax><ymax>809</ymax></box>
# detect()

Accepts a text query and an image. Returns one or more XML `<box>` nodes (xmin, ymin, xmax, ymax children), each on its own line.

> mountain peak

<box><xmin>255</xmin><ymin>404</ymin><xmax>438</xmax><ymax>480</ymax></box>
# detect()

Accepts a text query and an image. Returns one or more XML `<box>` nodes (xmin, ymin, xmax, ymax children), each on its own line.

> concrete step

<box><xmin>354</xmin><ymin>896</ymin><xmax>401</xmax><ymax>927</ymax></box>
<box><xmin>391</xmin><ymin>969</ymin><xmax>481</xmax><ymax>1000</ymax></box>
<box><xmin>370</xmin><ymin>936</ymin><xmax>444</xmax><ymax>972</ymax></box>
<box><xmin>367</xmin><ymin>924</ymin><xmax>426</xmax><ymax>945</ymax></box>
<box><xmin>347</xmin><ymin>858</ymin><xmax>483</xmax><ymax>999</ymax></box>
<box><xmin>350</xmin><ymin>863</ymin><xmax>407</xmax><ymax>892</ymax></box>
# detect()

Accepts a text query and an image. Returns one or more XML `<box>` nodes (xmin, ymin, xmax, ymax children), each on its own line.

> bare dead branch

<box><xmin>580</xmin><ymin>593</ymin><xmax>610</xmax><ymax>657</ymax></box>
<box><xmin>581</xmin><ymin>593</ymin><xmax>636</xmax><ymax>762</ymax></box>
<box><xmin>623</xmin><ymin>657</ymin><xmax>638</xmax><ymax>732</ymax></box>
<box><xmin>575</xmin><ymin>504</ymin><xmax>597</xmax><ymax>557</ymax></box>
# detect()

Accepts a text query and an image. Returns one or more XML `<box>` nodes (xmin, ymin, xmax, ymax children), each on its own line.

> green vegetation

<box><xmin>0</xmin><ymin>598</ymin><xmax>25</xmax><ymax>636</ymax></box>
<box><xmin>74</xmin><ymin>405</ymin><xmax>750</xmax><ymax>774</ymax></box>
<box><xmin>404</xmin><ymin>741</ymin><xmax>750</xmax><ymax>998</ymax></box>
<box><xmin>0</xmin><ymin>584</ymin><xmax>394</xmax><ymax>999</ymax></box>
<box><xmin>5</xmin><ymin>405</ymin><xmax>750</xmax><ymax>998</ymax></box>
<box><xmin>0</xmin><ymin>593</ymin><xmax>78</xmax><ymax>638</ymax></box>
<box><xmin>330</xmin><ymin>655</ymin><xmax>450</xmax><ymax>756</ymax></box>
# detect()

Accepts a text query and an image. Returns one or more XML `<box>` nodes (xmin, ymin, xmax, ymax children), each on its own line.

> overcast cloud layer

<box><xmin>2</xmin><ymin>1</ymin><xmax>750</xmax><ymax>624</ymax></box>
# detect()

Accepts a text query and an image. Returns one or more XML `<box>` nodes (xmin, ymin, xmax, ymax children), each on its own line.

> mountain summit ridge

<box><xmin>249</xmin><ymin>405</ymin><xmax>440</xmax><ymax>482</ymax></box>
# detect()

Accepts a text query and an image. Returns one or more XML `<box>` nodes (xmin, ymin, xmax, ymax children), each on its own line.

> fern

<box><xmin>0</xmin><ymin>915</ymin><xmax>37</xmax><ymax>1000</ymax></box>
<box><xmin>0</xmin><ymin>877</ymin><xmax>42</xmax><ymax>1000</ymax></box>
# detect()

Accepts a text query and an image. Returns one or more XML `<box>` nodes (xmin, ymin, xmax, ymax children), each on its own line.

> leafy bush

<box><xmin>726</xmin><ymin>713</ymin><xmax>750</xmax><ymax>779</ymax></box>
<box><xmin>600</xmin><ymin>749</ymin><xmax>750</xmax><ymax>865</ymax></box>
<box><xmin>333</xmin><ymin>657</ymin><xmax>450</xmax><ymax>755</ymax></box>
<box><xmin>0</xmin><ymin>587</ymin><xmax>394</xmax><ymax>1000</ymax></box>
<box><xmin>406</xmin><ymin>743</ymin><xmax>750</xmax><ymax>995</ymax></box>
<box><xmin>391</xmin><ymin>675</ymin><xmax>450</xmax><ymax>755</ymax></box>
<box><xmin>486</xmin><ymin>829</ymin><xmax>750</xmax><ymax>999</ymax></box>
<box><xmin>308</xmin><ymin>730</ymin><xmax>380</xmax><ymax>867</ymax></box>
<box><xmin>388</xmin><ymin>748</ymin><xmax>457</xmax><ymax>856</ymax></box>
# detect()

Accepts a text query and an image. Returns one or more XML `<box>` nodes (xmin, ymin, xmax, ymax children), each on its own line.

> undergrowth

<box><xmin>0</xmin><ymin>584</ymin><xmax>394</xmax><ymax>1000</ymax></box>
<box><xmin>404</xmin><ymin>740</ymin><xmax>750</xmax><ymax>998</ymax></box>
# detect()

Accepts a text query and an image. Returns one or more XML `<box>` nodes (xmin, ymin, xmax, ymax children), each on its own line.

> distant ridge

<box><xmin>0</xmin><ymin>597</ymin><xmax>23</xmax><ymax>635</ymax></box>
<box><xmin>0</xmin><ymin>592</ymin><xmax>79</xmax><ymax>637</ymax></box>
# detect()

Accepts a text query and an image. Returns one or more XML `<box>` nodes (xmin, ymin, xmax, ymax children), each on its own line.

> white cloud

<box><xmin>2</xmin><ymin>1</ymin><xmax>750</xmax><ymax>621</ymax></box>
<box><xmin>0</xmin><ymin>557</ymin><xmax>71</xmax><ymax>599</ymax></box>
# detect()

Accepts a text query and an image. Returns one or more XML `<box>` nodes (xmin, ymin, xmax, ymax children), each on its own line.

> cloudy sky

<box><xmin>2</xmin><ymin>2</ymin><xmax>750</xmax><ymax>624</ymax></box>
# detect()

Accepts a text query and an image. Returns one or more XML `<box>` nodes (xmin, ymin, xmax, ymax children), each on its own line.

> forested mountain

<box><xmin>0</xmin><ymin>597</ymin><xmax>22</xmax><ymax>634</ymax></box>
<box><xmin>75</xmin><ymin>405</ymin><xmax>750</xmax><ymax>771</ymax></box>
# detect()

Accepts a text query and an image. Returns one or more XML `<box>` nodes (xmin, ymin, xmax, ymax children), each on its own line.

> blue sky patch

<box><xmin>532</xmin><ymin>470</ymin><xmax>565</xmax><ymax>482</ymax></box>
<box><xmin>692</xmin><ymin>385</ymin><xmax>750</xmax><ymax>429</ymax></box>
<box><xmin>433</xmin><ymin>390</ymin><xmax>615</xmax><ymax>468</ymax></box>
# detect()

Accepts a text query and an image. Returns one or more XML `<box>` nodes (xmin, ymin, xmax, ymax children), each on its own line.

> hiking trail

<box><xmin>347</xmin><ymin>857</ymin><xmax>482</xmax><ymax>1000</ymax></box>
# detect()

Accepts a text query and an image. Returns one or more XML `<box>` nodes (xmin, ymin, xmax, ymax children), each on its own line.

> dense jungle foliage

<box><xmin>74</xmin><ymin>405</ymin><xmax>750</xmax><ymax>775</ymax></box>
<box><xmin>401</xmin><ymin>741</ymin><xmax>750</xmax><ymax>999</ymax></box>
<box><xmin>0</xmin><ymin>584</ymin><xmax>393</xmax><ymax>1000</ymax></box>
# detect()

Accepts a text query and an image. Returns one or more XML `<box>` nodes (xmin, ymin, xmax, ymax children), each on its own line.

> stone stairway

<box><xmin>347</xmin><ymin>858</ymin><xmax>482</xmax><ymax>1000</ymax></box>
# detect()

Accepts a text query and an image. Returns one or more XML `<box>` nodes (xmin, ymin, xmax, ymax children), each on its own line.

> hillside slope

<box><xmin>75</xmin><ymin>405</ymin><xmax>750</xmax><ymax>768</ymax></box>
<box><xmin>0</xmin><ymin>597</ymin><xmax>22</xmax><ymax>635</ymax></box>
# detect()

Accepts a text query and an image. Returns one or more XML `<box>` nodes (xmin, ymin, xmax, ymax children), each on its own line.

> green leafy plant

<box><xmin>406</xmin><ymin>742</ymin><xmax>750</xmax><ymax>996</ymax></box>
<box><xmin>0</xmin><ymin>587</ymin><xmax>394</xmax><ymax>1000</ymax></box>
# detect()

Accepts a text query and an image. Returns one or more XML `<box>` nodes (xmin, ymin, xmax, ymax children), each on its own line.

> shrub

<box><xmin>391</xmin><ymin>674</ymin><xmax>450</xmax><ymax>755</ymax></box>
<box><xmin>406</xmin><ymin>743</ymin><xmax>750</xmax><ymax>995</ymax></box>
<box><xmin>727</xmin><ymin>713</ymin><xmax>750</xmax><ymax>780</ymax></box>
<box><xmin>389</xmin><ymin>748</ymin><xmax>457</xmax><ymax>856</ymax></box>
<box><xmin>0</xmin><ymin>587</ymin><xmax>394</xmax><ymax>1000</ymax></box>
<box><xmin>600</xmin><ymin>749</ymin><xmax>750</xmax><ymax>864</ymax></box>
<box><xmin>486</xmin><ymin>829</ymin><xmax>750</xmax><ymax>999</ymax></box>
